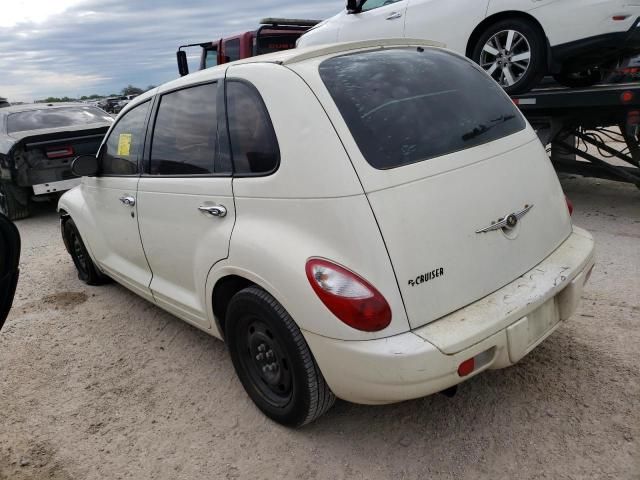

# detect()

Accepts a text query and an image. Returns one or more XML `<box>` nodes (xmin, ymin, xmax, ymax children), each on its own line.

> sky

<box><xmin>0</xmin><ymin>0</ymin><xmax>344</xmax><ymax>102</ymax></box>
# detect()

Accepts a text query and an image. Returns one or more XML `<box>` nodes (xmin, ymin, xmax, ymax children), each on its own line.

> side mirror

<box><xmin>71</xmin><ymin>154</ymin><xmax>99</xmax><ymax>177</ymax></box>
<box><xmin>177</xmin><ymin>50</ymin><xmax>189</xmax><ymax>77</ymax></box>
<box><xmin>347</xmin><ymin>0</ymin><xmax>364</xmax><ymax>13</ymax></box>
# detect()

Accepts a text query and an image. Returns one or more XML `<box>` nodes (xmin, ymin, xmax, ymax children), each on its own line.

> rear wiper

<box><xmin>461</xmin><ymin>114</ymin><xmax>516</xmax><ymax>142</ymax></box>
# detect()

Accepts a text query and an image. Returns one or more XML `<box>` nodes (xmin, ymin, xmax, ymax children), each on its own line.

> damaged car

<box><xmin>60</xmin><ymin>40</ymin><xmax>595</xmax><ymax>426</ymax></box>
<box><xmin>0</xmin><ymin>103</ymin><xmax>113</xmax><ymax>220</ymax></box>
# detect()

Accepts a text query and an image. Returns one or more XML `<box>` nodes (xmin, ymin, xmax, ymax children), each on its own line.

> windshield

<box><xmin>319</xmin><ymin>48</ymin><xmax>526</xmax><ymax>169</ymax></box>
<box><xmin>7</xmin><ymin>106</ymin><xmax>112</xmax><ymax>134</ymax></box>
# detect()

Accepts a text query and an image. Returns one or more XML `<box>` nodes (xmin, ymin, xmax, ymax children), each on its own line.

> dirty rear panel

<box><xmin>8</xmin><ymin>127</ymin><xmax>108</xmax><ymax>187</ymax></box>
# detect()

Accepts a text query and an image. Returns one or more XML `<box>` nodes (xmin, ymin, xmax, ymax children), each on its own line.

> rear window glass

<box><xmin>7</xmin><ymin>106</ymin><xmax>112</xmax><ymax>134</ymax></box>
<box><xmin>319</xmin><ymin>48</ymin><xmax>526</xmax><ymax>170</ymax></box>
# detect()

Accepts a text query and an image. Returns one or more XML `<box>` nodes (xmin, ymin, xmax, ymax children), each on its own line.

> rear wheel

<box><xmin>226</xmin><ymin>286</ymin><xmax>335</xmax><ymax>427</ymax></box>
<box><xmin>471</xmin><ymin>18</ymin><xmax>546</xmax><ymax>94</ymax></box>
<box><xmin>553</xmin><ymin>69</ymin><xmax>602</xmax><ymax>89</ymax></box>
<box><xmin>0</xmin><ymin>183</ymin><xmax>31</xmax><ymax>221</ymax></box>
<box><xmin>61</xmin><ymin>218</ymin><xmax>110</xmax><ymax>285</ymax></box>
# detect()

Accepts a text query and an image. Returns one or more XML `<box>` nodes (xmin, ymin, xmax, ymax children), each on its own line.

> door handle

<box><xmin>119</xmin><ymin>195</ymin><xmax>135</xmax><ymax>207</ymax></box>
<box><xmin>386</xmin><ymin>12</ymin><xmax>402</xmax><ymax>20</ymax></box>
<box><xmin>198</xmin><ymin>204</ymin><xmax>227</xmax><ymax>218</ymax></box>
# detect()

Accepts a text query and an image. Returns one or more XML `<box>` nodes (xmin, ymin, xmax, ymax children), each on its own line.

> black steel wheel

<box><xmin>226</xmin><ymin>286</ymin><xmax>335</xmax><ymax>427</ymax></box>
<box><xmin>61</xmin><ymin>217</ymin><xmax>110</xmax><ymax>285</ymax></box>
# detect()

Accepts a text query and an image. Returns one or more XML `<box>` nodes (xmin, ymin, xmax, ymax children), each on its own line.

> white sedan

<box><xmin>297</xmin><ymin>0</ymin><xmax>640</xmax><ymax>93</ymax></box>
<box><xmin>60</xmin><ymin>39</ymin><xmax>595</xmax><ymax>426</ymax></box>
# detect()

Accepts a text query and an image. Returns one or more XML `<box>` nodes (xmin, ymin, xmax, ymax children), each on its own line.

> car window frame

<box><xmin>224</xmin><ymin>78</ymin><xmax>281</xmax><ymax>179</ymax></box>
<box><xmin>142</xmin><ymin>80</ymin><xmax>232</xmax><ymax>178</ymax></box>
<box><xmin>360</xmin><ymin>0</ymin><xmax>405</xmax><ymax>13</ymax></box>
<box><xmin>98</xmin><ymin>99</ymin><xmax>154</xmax><ymax>178</ymax></box>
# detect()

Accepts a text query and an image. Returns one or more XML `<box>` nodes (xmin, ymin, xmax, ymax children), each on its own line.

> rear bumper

<box><xmin>551</xmin><ymin>17</ymin><xmax>640</xmax><ymax>70</ymax></box>
<box><xmin>304</xmin><ymin>226</ymin><xmax>595</xmax><ymax>405</ymax></box>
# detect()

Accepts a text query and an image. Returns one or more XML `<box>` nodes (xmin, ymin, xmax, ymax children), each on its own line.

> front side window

<box><xmin>7</xmin><ymin>106</ymin><xmax>112</xmax><ymax>134</ymax></box>
<box><xmin>150</xmin><ymin>83</ymin><xmax>219</xmax><ymax>175</ymax></box>
<box><xmin>361</xmin><ymin>0</ymin><xmax>404</xmax><ymax>12</ymax></box>
<box><xmin>101</xmin><ymin>101</ymin><xmax>150</xmax><ymax>175</ymax></box>
<box><xmin>226</xmin><ymin>81</ymin><xmax>279</xmax><ymax>175</ymax></box>
<box><xmin>204</xmin><ymin>48</ymin><xmax>218</xmax><ymax>69</ymax></box>
<box><xmin>319</xmin><ymin>48</ymin><xmax>526</xmax><ymax>170</ymax></box>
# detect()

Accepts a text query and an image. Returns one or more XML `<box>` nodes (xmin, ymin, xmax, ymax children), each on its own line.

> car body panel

<box><xmin>404</xmin><ymin>0</ymin><xmax>489</xmax><ymax>53</ymax></box>
<box><xmin>81</xmin><ymin>176</ymin><xmax>154</xmax><ymax>300</ymax></box>
<box><xmin>137</xmin><ymin>177</ymin><xmax>235</xmax><ymax>329</ymax></box>
<box><xmin>339</xmin><ymin>1</ymin><xmax>408</xmax><ymax>43</ymax></box>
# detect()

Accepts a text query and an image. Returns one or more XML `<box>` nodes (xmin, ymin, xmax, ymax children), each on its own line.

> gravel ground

<box><xmin>0</xmin><ymin>175</ymin><xmax>638</xmax><ymax>480</ymax></box>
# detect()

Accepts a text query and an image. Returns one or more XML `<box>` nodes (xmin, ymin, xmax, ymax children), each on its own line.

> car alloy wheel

<box><xmin>480</xmin><ymin>29</ymin><xmax>531</xmax><ymax>89</ymax></box>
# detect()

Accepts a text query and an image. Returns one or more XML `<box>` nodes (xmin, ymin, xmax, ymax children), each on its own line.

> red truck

<box><xmin>176</xmin><ymin>18</ymin><xmax>319</xmax><ymax>76</ymax></box>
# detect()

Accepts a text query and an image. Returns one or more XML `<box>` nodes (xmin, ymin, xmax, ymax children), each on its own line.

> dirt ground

<box><xmin>0</xmin><ymin>174</ymin><xmax>638</xmax><ymax>480</ymax></box>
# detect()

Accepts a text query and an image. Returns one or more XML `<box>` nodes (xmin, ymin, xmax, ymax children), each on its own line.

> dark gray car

<box><xmin>0</xmin><ymin>103</ymin><xmax>113</xmax><ymax>220</ymax></box>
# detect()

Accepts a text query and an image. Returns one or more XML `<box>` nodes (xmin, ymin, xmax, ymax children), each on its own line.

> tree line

<box><xmin>32</xmin><ymin>85</ymin><xmax>157</xmax><ymax>104</ymax></box>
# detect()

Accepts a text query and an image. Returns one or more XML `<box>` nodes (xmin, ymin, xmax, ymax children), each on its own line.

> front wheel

<box><xmin>226</xmin><ymin>286</ymin><xmax>335</xmax><ymax>427</ymax></box>
<box><xmin>471</xmin><ymin>18</ymin><xmax>547</xmax><ymax>95</ymax></box>
<box><xmin>61</xmin><ymin>218</ymin><xmax>110</xmax><ymax>285</ymax></box>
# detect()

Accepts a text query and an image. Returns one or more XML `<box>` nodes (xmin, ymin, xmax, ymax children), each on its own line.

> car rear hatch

<box><xmin>317</xmin><ymin>46</ymin><xmax>573</xmax><ymax>330</ymax></box>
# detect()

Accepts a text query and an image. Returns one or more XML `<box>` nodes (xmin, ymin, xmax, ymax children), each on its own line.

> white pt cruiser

<box><xmin>60</xmin><ymin>40</ymin><xmax>595</xmax><ymax>427</ymax></box>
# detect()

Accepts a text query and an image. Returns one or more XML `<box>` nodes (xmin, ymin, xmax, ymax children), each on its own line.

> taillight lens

<box><xmin>566</xmin><ymin>196</ymin><xmax>574</xmax><ymax>216</ymax></box>
<box><xmin>305</xmin><ymin>258</ymin><xmax>391</xmax><ymax>332</ymax></box>
<box><xmin>46</xmin><ymin>145</ymin><xmax>74</xmax><ymax>159</ymax></box>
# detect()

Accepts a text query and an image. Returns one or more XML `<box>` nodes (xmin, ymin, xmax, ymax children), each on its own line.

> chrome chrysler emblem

<box><xmin>476</xmin><ymin>204</ymin><xmax>534</xmax><ymax>234</ymax></box>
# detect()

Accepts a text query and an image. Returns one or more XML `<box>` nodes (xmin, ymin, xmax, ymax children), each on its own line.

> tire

<box><xmin>61</xmin><ymin>217</ymin><xmax>110</xmax><ymax>285</ymax></box>
<box><xmin>553</xmin><ymin>69</ymin><xmax>602</xmax><ymax>89</ymax></box>
<box><xmin>226</xmin><ymin>286</ymin><xmax>335</xmax><ymax>427</ymax></box>
<box><xmin>0</xmin><ymin>183</ymin><xmax>31</xmax><ymax>221</ymax></box>
<box><xmin>471</xmin><ymin>18</ymin><xmax>547</xmax><ymax>95</ymax></box>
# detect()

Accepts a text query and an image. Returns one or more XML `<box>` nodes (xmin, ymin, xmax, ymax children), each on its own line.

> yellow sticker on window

<box><xmin>117</xmin><ymin>133</ymin><xmax>132</xmax><ymax>156</ymax></box>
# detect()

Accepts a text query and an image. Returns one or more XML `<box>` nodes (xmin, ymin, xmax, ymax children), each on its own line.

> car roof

<box><xmin>0</xmin><ymin>102</ymin><xmax>100</xmax><ymax>115</ymax></box>
<box><xmin>236</xmin><ymin>38</ymin><xmax>445</xmax><ymax>66</ymax></box>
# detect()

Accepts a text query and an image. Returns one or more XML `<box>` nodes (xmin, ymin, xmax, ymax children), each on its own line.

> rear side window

<box><xmin>319</xmin><ymin>48</ymin><xmax>526</xmax><ymax>170</ymax></box>
<box><xmin>7</xmin><ymin>106</ymin><xmax>112</xmax><ymax>134</ymax></box>
<box><xmin>227</xmin><ymin>81</ymin><xmax>279</xmax><ymax>175</ymax></box>
<box><xmin>150</xmin><ymin>83</ymin><xmax>220</xmax><ymax>175</ymax></box>
<box><xmin>224</xmin><ymin>39</ymin><xmax>241</xmax><ymax>62</ymax></box>
<box><xmin>101</xmin><ymin>101</ymin><xmax>150</xmax><ymax>176</ymax></box>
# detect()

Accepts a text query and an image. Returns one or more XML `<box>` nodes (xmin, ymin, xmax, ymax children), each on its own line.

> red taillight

<box><xmin>566</xmin><ymin>196</ymin><xmax>574</xmax><ymax>216</ymax></box>
<box><xmin>46</xmin><ymin>145</ymin><xmax>74</xmax><ymax>159</ymax></box>
<box><xmin>612</xmin><ymin>15</ymin><xmax>629</xmax><ymax>21</ymax></box>
<box><xmin>305</xmin><ymin>258</ymin><xmax>392</xmax><ymax>332</ymax></box>
<box><xmin>621</xmin><ymin>91</ymin><xmax>634</xmax><ymax>103</ymax></box>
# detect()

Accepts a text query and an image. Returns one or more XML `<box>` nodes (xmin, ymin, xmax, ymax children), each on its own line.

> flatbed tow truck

<box><xmin>176</xmin><ymin>26</ymin><xmax>640</xmax><ymax>188</ymax></box>
<box><xmin>513</xmin><ymin>82</ymin><xmax>640</xmax><ymax>188</ymax></box>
